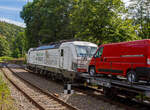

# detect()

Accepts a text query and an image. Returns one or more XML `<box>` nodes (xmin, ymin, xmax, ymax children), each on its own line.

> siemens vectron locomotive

<box><xmin>27</xmin><ymin>41</ymin><xmax>97</xmax><ymax>80</ymax></box>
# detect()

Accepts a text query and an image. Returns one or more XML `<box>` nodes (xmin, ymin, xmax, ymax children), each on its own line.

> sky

<box><xmin>0</xmin><ymin>0</ymin><xmax>33</xmax><ymax>27</ymax></box>
<box><xmin>0</xmin><ymin>0</ymin><xmax>129</xmax><ymax>27</ymax></box>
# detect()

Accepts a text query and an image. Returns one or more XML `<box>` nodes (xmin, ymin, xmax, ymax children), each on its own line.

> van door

<box><xmin>95</xmin><ymin>47</ymin><xmax>110</xmax><ymax>74</ymax></box>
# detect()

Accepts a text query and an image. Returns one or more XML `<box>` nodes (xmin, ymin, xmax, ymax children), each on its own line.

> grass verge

<box><xmin>0</xmin><ymin>56</ymin><xmax>26</xmax><ymax>64</ymax></box>
<box><xmin>0</xmin><ymin>74</ymin><xmax>17</xmax><ymax>110</ymax></box>
<box><xmin>0</xmin><ymin>56</ymin><xmax>13</xmax><ymax>63</ymax></box>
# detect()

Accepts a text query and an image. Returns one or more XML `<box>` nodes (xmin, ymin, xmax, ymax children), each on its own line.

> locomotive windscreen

<box><xmin>75</xmin><ymin>45</ymin><xmax>97</xmax><ymax>57</ymax></box>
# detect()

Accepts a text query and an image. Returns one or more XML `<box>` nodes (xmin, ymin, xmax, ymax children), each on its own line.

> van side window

<box><xmin>61</xmin><ymin>49</ymin><xmax>64</xmax><ymax>56</ymax></box>
<box><xmin>96</xmin><ymin>47</ymin><xmax>103</xmax><ymax>57</ymax></box>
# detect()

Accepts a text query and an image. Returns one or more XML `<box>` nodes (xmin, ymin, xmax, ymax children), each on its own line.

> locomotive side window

<box><xmin>61</xmin><ymin>49</ymin><xmax>64</xmax><ymax>56</ymax></box>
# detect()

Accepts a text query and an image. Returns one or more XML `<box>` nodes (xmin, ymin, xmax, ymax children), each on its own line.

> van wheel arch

<box><xmin>126</xmin><ymin>68</ymin><xmax>133</xmax><ymax>73</ymax></box>
<box><xmin>126</xmin><ymin>68</ymin><xmax>137</xmax><ymax>75</ymax></box>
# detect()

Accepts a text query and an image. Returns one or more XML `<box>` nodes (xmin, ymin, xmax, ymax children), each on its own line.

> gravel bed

<box><xmin>2</xmin><ymin>67</ymin><xmax>69</xmax><ymax>110</ymax></box>
<box><xmin>8</xmin><ymin>64</ymin><xmax>125</xmax><ymax>110</ymax></box>
<box><xmin>0</xmin><ymin>70</ymin><xmax>38</xmax><ymax>110</ymax></box>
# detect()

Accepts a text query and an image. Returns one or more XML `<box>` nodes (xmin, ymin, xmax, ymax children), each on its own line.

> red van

<box><xmin>89</xmin><ymin>39</ymin><xmax>150</xmax><ymax>82</ymax></box>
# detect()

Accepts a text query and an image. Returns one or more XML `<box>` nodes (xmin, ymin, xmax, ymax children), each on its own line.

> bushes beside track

<box><xmin>0</xmin><ymin>56</ymin><xmax>13</xmax><ymax>63</ymax></box>
<box><xmin>0</xmin><ymin>56</ymin><xmax>26</xmax><ymax>65</ymax></box>
<box><xmin>0</xmin><ymin>75</ymin><xmax>16</xmax><ymax>109</ymax></box>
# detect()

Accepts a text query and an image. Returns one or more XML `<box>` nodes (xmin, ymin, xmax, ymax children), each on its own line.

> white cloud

<box><xmin>0</xmin><ymin>18</ymin><xmax>26</xmax><ymax>28</ymax></box>
<box><xmin>0</xmin><ymin>6</ymin><xmax>22</xmax><ymax>11</ymax></box>
<box><xmin>16</xmin><ymin>0</ymin><xmax>33</xmax><ymax>2</ymax></box>
<box><xmin>3</xmin><ymin>0</ymin><xmax>33</xmax><ymax>2</ymax></box>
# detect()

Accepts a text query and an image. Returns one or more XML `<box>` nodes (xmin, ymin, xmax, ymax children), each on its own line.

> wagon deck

<box><xmin>79</xmin><ymin>73</ymin><xmax>150</xmax><ymax>98</ymax></box>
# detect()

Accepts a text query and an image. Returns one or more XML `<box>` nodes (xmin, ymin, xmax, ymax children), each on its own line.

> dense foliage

<box><xmin>21</xmin><ymin>0</ymin><xmax>73</xmax><ymax>48</ymax></box>
<box><xmin>0</xmin><ymin>21</ymin><xmax>24</xmax><ymax>42</ymax></box>
<box><xmin>0</xmin><ymin>0</ymin><xmax>149</xmax><ymax>58</ymax></box>
<box><xmin>0</xmin><ymin>21</ymin><xmax>25</xmax><ymax>57</ymax></box>
<box><xmin>0</xmin><ymin>35</ymin><xmax>10</xmax><ymax>56</ymax></box>
<box><xmin>70</xmin><ymin>0</ymin><xmax>139</xmax><ymax>44</ymax></box>
<box><xmin>129</xmin><ymin>0</ymin><xmax>150</xmax><ymax>39</ymax></box>
<box><xmin>12</xmin><ymin>32</ymin><xmax>28</xmax><ymax>58</ymax></box>
<box><xmin>21</xmin><ymin>0</ymin><xmax>140</xmax><ymax>47</ymax></box>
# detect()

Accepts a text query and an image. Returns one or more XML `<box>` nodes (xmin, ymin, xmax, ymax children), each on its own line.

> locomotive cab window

<box><xmin>61</xmin><ymin>49</ymin><xmax>64</xmax><ymax>56</ymax></box>
<box><xmin>95</xmin><ymin>47</ymin><xmax>103</xmax><ymax>58</ymax></box>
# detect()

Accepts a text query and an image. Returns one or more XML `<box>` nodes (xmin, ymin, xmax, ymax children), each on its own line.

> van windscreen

<box><xmin>75</xmin><ymin>45</ymin><xmax>97</xmax><ymax>57</ymax></box>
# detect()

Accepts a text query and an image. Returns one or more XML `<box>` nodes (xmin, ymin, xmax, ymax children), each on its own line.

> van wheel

<box><xmin>89</xmin><ymin>66</ymin><xmax>96</xmax><ymax>76</ymax></box>
<box><xmin>127</xmin><ymin>70</ymin><xmax>138</xmax><ymax>82</ymax></box>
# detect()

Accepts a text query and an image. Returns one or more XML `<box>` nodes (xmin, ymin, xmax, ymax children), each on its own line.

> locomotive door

<box><xmin>59</xmin><ymin>47</ymin><xmax>71</xmax><ymax>69</ymax></box>
<box><xmin>59</xmin><ymin>49</ymin><xmax>64</xmax><ymax>68</ymax></box>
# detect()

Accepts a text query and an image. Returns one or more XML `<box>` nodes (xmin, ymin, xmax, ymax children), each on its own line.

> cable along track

<box><xmin>1</xmin><ymin>65</ymin><xmax>78</xmax><ymax>110</ymax></box>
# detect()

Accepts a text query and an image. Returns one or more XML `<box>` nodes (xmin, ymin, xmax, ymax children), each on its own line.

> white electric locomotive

<box><xmin>27</xmin><ymin>41</ymin><xmax>97</xmax><ymax>80</ymax></box>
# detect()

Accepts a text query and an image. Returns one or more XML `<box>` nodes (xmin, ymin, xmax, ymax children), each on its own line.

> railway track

<box><xmin>3</xmin><ymin>63</ymin><xmax>150</xmax><ymax>110</ymax></box>
<box><xmin>1</xmin><ymin>65</ymin><xmax>78</xmax><ymax>110</ymax></box>
<box><xmin>23</xmin><ymin>67</ymin><xmax>141</xmax><ymax>110</ymax></box>
<box><xmin>24</xmin><ymin>67</ymin><xmax>150</xmax><ymax>110</ymax></box>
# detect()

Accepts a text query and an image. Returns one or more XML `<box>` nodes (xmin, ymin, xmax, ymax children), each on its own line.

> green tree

<box><xmin>0</xmin><ymin>21</ymin><xmax>24</xmax><ymax>44</ymax></box>
<box><xmin>21</xmin><ymin>0</ymin><xmax>140</xmax><ymax>47</ymax></box>
<box><xmin>0</xmin><ymin>21</ymin><xmax>24</xmax><ymax>57</ymax></box>
<box><xmin>21</xmin><ymin>0</ymin><xmax>74</xmax><ymax>48</ymax></box>
<box><xmin>0</xmin><ymin>35</ymin><xmax>10</xmax><ymax>56</ymax></box>
<box><xmin>12</xmin><ymin>32</ymin><xmax>28</xmax><ymax>58</ymax></box>
<box><xmin>70</xmin><ymin>0</ymin><xmax>139</xmax><ymax>44</ymax></box>
<box><xmin>129</xmin><ymin>0</ymin><xmax>150</xmax><ymax>39</ymax></box>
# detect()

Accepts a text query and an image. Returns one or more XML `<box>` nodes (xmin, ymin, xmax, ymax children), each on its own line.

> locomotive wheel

<box><xmin>89</xmin><ymin>66</ymin><xmax>96</xmax><ymax>76</ymax></box>
<box><xmin>127</xmin><ymin>70</ymin><xmax>138</xmax><ymax>82</ymax></box>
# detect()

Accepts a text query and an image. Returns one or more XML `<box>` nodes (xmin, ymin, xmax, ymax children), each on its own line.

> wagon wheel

<box><xmin>127</xmin><ymin>70</ymin><xmax>138</xmax><ymax>82</ymax></box>
<box><xmin>89</xmin><ymin>66</ymin><xmax>96</xmax><ymax>76</ymax></box>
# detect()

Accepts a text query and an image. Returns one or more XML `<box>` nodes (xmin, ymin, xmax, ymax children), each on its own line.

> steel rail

<box><xmin>25</xmin><ymin>66</ymin><xmax>139</xmax><ymax>110</ymax></box>
<box><xmin>25</xmin><ymin>67</ymin><xmax>137</xmax><ymax>110</ymax></box>
<box><xmin>3</xmin><ymin>65</ymin><xmax>78</xmax><ymax>110</ymax></box>
<box><xmin>12</xmin><ymin>64</ymin><xmax>150</xmax><ymax>110</ymax></box>
<box><xmin>1</xmin><ymin>68</ymin><xmax>45</xmax><ymax>110</ymax></box>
